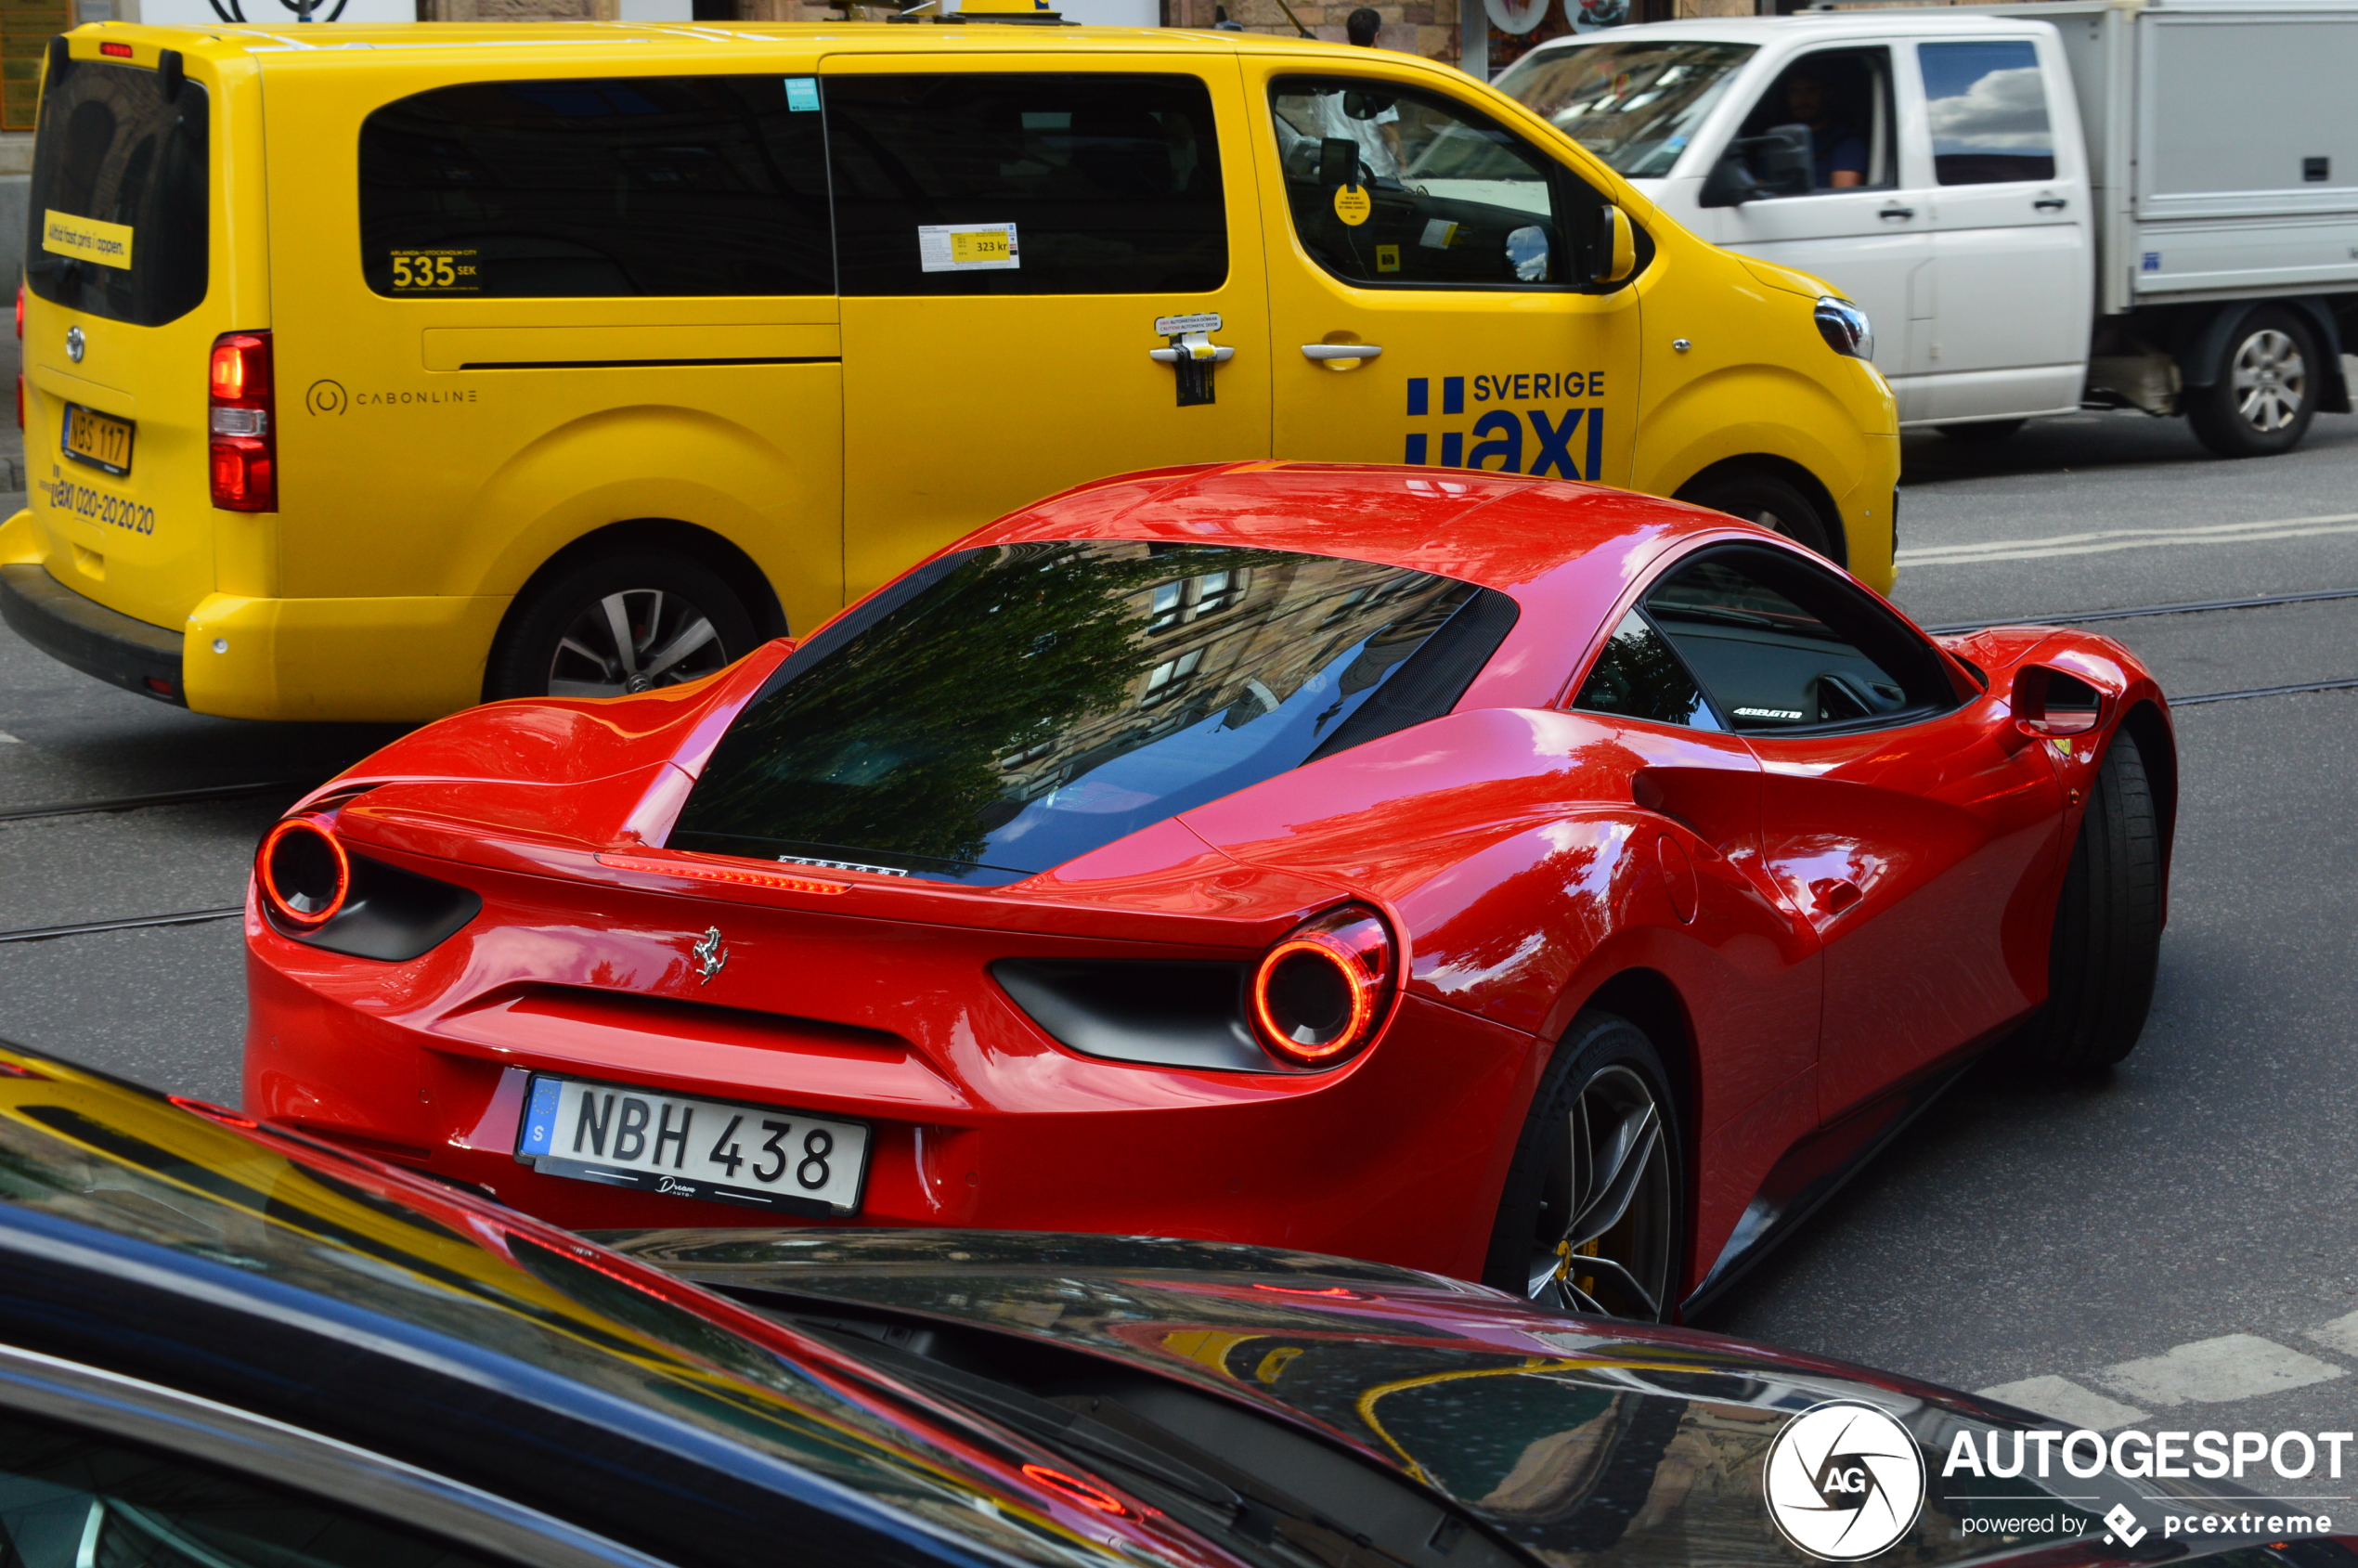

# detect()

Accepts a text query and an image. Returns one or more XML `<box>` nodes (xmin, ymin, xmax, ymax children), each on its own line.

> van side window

<box><xmin>1919</xmin><ymin>41</ymin><xmax>2055</xmax><ymax>185</ymax></box>
<box><xmin>825</xmin><ymin>74</ymin><xmax>1226</xmax><ymax>296</ymax></box>
<box><xmin>25</xmin><ymin>61</ymin><xmax>209</xmax><ymax>328</ymax></box>
<box><xmin>1269</xmin><ymin>77</ymin><xmax>1609</xmax><ymax>290</ymax></box>
<box><xmin>358</xmin><ymin>77</ymin><xmax>833</xmax><ymax>298</ymax></box>
<box><xmin>1730</xmin><ymin>46</ymin><xmax>1896</xmax><ymax>196</ymax></box>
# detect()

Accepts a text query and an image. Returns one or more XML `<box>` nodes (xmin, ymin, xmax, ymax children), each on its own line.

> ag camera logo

<box><xmin>1765</xmin><ymin>1401</ymin><xmax>1927</xmax><ymax>1561</ymax></box>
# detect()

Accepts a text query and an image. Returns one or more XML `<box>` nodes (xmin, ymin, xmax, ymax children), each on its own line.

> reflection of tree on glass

<box><xmin>674</xmin><ymin>541</ymin><xmax>1521</xmax><ymax>884</ymax></box>
<box><xmin>1491</xmin><ymin>41</ymin><xmax>1759</xmax><ymax>177</ymax></box>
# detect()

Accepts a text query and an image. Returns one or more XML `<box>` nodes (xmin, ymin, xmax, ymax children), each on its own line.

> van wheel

<box><xmin>486</xmin><ymin>553</ymin><xmax>758</xmax><ymax>702</ymax></box>
<box><xmin>2186</xmin><ymin>307</ymin><xmax>2318</xmax><ymax>458</ymax></box>
<box><xmin>1676</xmin><ymin>471</ymin><xmax>1838</xmax><ymax>564</ymax></box>
<box><xmin>1482</xmin><ymin>1011</ymin><xmax>1684</xmax><ymax>1322</ymax></box>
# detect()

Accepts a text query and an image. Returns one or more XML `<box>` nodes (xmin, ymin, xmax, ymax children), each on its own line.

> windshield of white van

<box><xmin>25</xmin><ymin>58</ymin><xmax>208</xmax><ymax>327</ymax></box>
<box><xmin>1493</xmin><ymin>41</ymin><xmax>1756</xmax><ymax>178</ymax></box>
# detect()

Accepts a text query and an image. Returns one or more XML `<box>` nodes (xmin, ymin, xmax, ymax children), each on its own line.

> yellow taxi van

<box><xmin>0</xmin><ymin>19</ymin><xmax>1897</xmax><ymax>720</ymax></box>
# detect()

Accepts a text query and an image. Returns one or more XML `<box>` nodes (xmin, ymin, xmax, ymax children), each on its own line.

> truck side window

<box><xmin>359</xmin><ymin>76</ymin><xmax>833</xmax><ymax>298</ymax></box>
<box><xmin>1731</xmin><ymin>46</ymin><xmax>1895</xmax><ymax>195</ymax></box>
<box><xmin>826</xmin><ymin>74</ymin><xmax>1226</xmax><ymax>296</ymax></box>
<box><xmin>1270</xmin><ymin>77</ymin><xmax>1608</xmax><ymax>290</ymax></box>
<box><xmin>1919</xmin><ymin>41</ymin><xmax>2056</xmax><ymax>185</ymax></box>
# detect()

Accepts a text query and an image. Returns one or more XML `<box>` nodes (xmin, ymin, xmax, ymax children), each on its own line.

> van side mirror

<box><xmin>2011</xmin><ymin>664</ymin><xmax>2106</xmax><ymax>738</ymax></box>
<box><xmin>1318</xmin><ymin>137</ymin><xmax>1361</xmax><ymax>189</ymax></box>
<box><xmin>1746</xmin><ymin>123</ymin><xmax>1817</xmax><ymax>197</ymax></box>
<box><xmin>1703</xmin><ymin>123</ymin><xmax>1816</xmax><ymax>207</ymax></box>
<box><xmin>1591</xmin><ymin>205</ymin><xmax>1636</xmax><ymax>286</ymax></box>
<box><xmin>1699</xmin><ymin>153</ymin><xmax>1756</xmax><ymax>208</ymax></box>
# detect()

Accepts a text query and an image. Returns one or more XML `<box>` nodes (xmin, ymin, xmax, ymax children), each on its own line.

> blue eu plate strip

<box><xmin>519</xmin><ymin>1076</ymin><xmax>563</xmax><ymax>1156</ymax></box>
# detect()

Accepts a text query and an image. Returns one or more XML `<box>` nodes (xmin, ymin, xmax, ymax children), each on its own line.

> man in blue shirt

<box><xmin>1784</xmin><ymin>70</ymin><xmax>1867</xmax><ymax>189</ymax></box>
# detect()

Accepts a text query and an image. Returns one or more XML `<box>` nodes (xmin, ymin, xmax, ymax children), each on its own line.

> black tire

<box><xmin>1937</xmin><ymin>419</ymin><xmax>2027</xmax><ymax>444</ymax></box>
<box><xmin>2013</xmin><ymin>728</ymin><xmax>2163</xmax><ymax>1071</ymax></box>
<box><xmin>1676</xmin><ymin>471</ymin><xmax>1839</xmax><ymax>564</ymax></box>
<box><xmin>486</xmin><ymin>551</ymin><xmax>759</xmax><ymax>702</ymax></box>
<box><xmin>2185</xmin><ymin>306</ymin><xmax>2319</xmax><ymax>459</ymax></box>
<box><xmin>1482</xmin><ymin>1011</ymin><xmax>1684</xmax><ymax>1322</ymax></box>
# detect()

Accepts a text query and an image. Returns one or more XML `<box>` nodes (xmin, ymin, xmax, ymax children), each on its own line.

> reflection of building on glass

<box><xmin>991</xmin><ymin>548</ymin><xmax>1457</xmax><ymax>810</ymax></box>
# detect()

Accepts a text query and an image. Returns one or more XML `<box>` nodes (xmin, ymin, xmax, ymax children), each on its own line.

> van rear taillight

<box><xmin>13</xmin><ymin>287</ymin><xmax>20</xmax><ymax>339</ymax></box>
<box><xmin>98</xmin><ymin>41</ymin><xmax>132</xmax><ymax>58</ymax></box>
<box><xmin>209</xmin><ymin>331</ymin><xmax>275</xmax><ymax>512</ymax></box>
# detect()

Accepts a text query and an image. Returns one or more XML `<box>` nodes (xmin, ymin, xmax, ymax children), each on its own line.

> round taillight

<box><xmin>1250</xmin><ymin>905</ymin><xmax>1394</xmax><ymax>1069</ymax></box>
<box><xmin>258</xmin><ymin>817</ymin><xmax>350</xmax><ymax>926</ymax></box>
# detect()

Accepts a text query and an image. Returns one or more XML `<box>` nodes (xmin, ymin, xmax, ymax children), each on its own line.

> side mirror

<box><xmin>2011</xmin><ymin>664</ymin><xmax>2105</xmax><ymax>738</ymax></box>
<box><xmin>1698</xmin><ymin>153</ymin><xmax>1756</xmax><ymax>209</ymax></box>
<box><xmin>1318</xmin><ymin>136</ymin><xmax>1361</xmax><ymax>189</ymax></box>
<box><xmin>1592</xmin><ymin>205</ymin><xmax>1636</xmax><ymax>286</ymax></box>
<box><xmin>1505</xmin><ymin>224</ymin><xmax>1552</xmax><ymax>283</ymax></box>
<box><xmin>1745</xmin><ymin>123</ymin><xmax>1817</xmax><ymax>198</ymax></box>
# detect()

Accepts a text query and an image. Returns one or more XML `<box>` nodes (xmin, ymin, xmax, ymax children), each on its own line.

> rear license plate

<box><xmin>516</xmin><ymin>1076</ymin><xmax>870</xmax><ymax>1216</ymax></box>
<box><xmin>61</xmin><ymin>404</ymin><xmax>133</xmax><ymax>476</ymax></box>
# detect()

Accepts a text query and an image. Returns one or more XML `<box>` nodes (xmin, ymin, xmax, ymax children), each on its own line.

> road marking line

<box><xmin>2094</xmin><ymin>1335</ymin><xmax>2346</xmax><ymax>1407</ymax></box>
<box><xmin>1898</xmin><ymin>512</ymin><xmax>2358</xmax><ymax>567</ymax></box>
<box><xmin>1976</xmin><ymin>1375</ymin><xmax>2148</xmax><ymax>1431</ymax></box>
<box><xmin>0</xmin><ymin>732</ymin><xmax>17</xmax><ymax>744</ymax></box>
<box><xmin>2307</xmin><ymin>1310</ymin><xmax>2358</xmax><ymax>1361</ymax></box>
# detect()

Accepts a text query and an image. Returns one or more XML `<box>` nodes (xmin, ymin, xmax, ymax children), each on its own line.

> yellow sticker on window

<box><xmin>387</xmin><ymin>250</ymin><xmax>480</xmax><ymax>292</ymax></box>
<box><xmin>42</xmin><ymin>211</ymin><xmax>133</xmax><ymax>271</ymax></box>
<box><xmin>1333</xmin><ymin>184</ymin><xmax>1372</xmax><ymax>227</ymax></box>
<box><xmin>919</xmin><ymin>222</ymin><xmax>1021</xmax><ymax>273</ymax></box>
<box><xmin>1376</xmin><ymin>244</ymin><xmax>1401</xmax><ymax>273</ymax></box>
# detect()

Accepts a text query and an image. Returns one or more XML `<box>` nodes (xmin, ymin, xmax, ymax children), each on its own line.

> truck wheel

<box><xmin>1675</xmin><ymin>472</ymin><xmax>1838</xmax><ymax>564</ymax></box>
<box><xmin>486</xmin><ymin>552</ymin><xmax>758</xmax><ymax>702</ymax></box>
<box><xmin>1937</xmin><ymin>419</ymin><xmax>2027</xmax><ymax>444</ymax></box>
<box><xmin>1482</xmin><ymin>1011</ymin><xmax>1684</xmax><ymax>1322</ymax></box>
<box><xmin>2186</xmin><ymin>307</ymin><xmax>2318</xmax><ymax>458</ymax></box>
<box><xmin>2009</xmin><ymin>728</ymin><xmax>2162</xmax><ymax>1073</ymax></box>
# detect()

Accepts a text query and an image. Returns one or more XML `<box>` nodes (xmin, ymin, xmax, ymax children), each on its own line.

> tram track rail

<box><xmin>0</xmin><ymin>779</ymin><xmax>313</xmax><ymax>825</ymax></box>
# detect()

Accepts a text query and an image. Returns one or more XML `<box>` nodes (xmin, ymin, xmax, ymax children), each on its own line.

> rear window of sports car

<box><xmin>671</xmin><ymin>541</ymin><xmax>1519</xmax><ymax>886</ymax></box>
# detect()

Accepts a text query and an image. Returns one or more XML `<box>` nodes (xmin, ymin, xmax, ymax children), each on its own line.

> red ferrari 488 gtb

<box><xmin>245</xmin><ymin>462</ymin><xmax>2173</xmax><ymax>1322</ymax></box>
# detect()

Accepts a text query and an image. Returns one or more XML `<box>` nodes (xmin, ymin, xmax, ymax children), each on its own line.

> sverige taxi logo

<box><xmin>1764</xmin><ymin>1401</ymin><xmax>1926</xmax><ymax>1561</ymax></box>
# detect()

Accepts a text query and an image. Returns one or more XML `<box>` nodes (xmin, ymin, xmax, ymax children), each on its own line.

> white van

<box><xmin>1496</xmin><ymin>4</ymin><xmax>2358</xmax><ymax>456</ymax></box>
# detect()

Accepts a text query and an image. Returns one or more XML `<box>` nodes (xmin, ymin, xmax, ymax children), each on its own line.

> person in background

<box><xmin>1783</xmin><ymin>69</ymin><xmax>1866</xmax><ymax>188</ymax></box>
<box><xmin>1320</xmin><ymin>7</ymin><xmax>1406</xmax><ymax>178</ymax></box>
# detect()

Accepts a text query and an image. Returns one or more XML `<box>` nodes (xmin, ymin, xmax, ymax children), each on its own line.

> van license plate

<box><xmin>515</xmin><ymin>1074</ymin><xmax>870</xmax><ymax>1216</ymax></box>
<box><xmin>62</xmin><ymin>404</ymin><xmax>133</xmax><ymax>476</ymax></box>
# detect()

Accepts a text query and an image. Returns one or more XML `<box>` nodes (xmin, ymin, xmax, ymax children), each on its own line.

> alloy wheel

<box><xmin>1525</xmin><ymin>1063</ymin><xmax>1676</xmax><ymax>1319</ymax></box>
<box><xmin>548</xmin><ymin>589</ymin><xmax>728</xmax><ymax>698</ymax></box>
<box><xmin>2231</xmin><ymin>329</ymin><xmax>2306</xmax><ymax>434</ymax></box>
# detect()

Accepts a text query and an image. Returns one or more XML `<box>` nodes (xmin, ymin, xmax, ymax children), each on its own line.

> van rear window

<box><xmin>26</xmin><ymin>59</ymin><xmax>209</xmax><ymax>328</ymax></box>
<box><xmin>358</xmin><ymin>76</ymin><xmax>832</xmax><ymax>299</ymax></box>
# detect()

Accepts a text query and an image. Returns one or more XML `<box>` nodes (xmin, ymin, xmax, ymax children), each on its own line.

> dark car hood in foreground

<box><xmin>613</xmin><ymin>1228</ymin><xmax>2316</xmax><ymax>1568</ymax></box>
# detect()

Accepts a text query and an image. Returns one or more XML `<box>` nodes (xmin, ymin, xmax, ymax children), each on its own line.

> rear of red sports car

<box><xmin>243</xmin><ymin>460</ymin><xmax>2173</xmax><ymax>1315</ymax></box>
<box><xmin>247</xmin><ymin>464</ymin><xmax>1690</xmax><ymax>1283</ymax></box>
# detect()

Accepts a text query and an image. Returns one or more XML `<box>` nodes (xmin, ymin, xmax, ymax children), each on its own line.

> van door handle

<box><xmin>1877</xmin><ymin>204</ymin><xmax>1915</xmax><ymax>220</ymax></box>
<box><xmin>2034</xmin><ymin>196</ymin><xmax>2068</xmax><ymax>211</ymax></box>
<box><xmin>1301</xmin><ymin>343</ymin><xmax>1384</xmax><ymax>361</ymax></box>
<box><xmin>1149</xmin><ymin>336</ymin><xmax>1235</xmax><ymax>363</ymax></box>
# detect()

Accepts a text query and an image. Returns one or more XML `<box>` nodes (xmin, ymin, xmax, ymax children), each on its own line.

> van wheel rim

<box><xmin>1526</xmin><ymin>1064</ymin><xmax>1674</xmax><ymax>1320</ymax></box>
<box><xmin>547</xmin><ymin>589</ymin><xmax>726</xmax><ymax>699</ymax></box>
<box><xmin>2232</xmin><ymin>330</ymin><xmax>2305</xmax><ymax>433</ymax></box>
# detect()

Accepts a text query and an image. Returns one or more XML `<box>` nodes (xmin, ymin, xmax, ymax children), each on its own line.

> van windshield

<box><xmin>1493</xmin><ymin>40</ymin><xmax>1756</xmax><ymax>177</ymax></box>
<box><xmin>26</xmin><ymin>58</ymin><xmax>209</xmax><ymax>327</ymax></box>
<box><xmin>671</xmin><ymin>541</ymin><xmax>1518</xmax><ymax>886</ymax></box>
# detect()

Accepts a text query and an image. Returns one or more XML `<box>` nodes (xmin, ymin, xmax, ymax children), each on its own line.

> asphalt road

<box><xmin>5</xmin><ymin>398</ymin><xmax>2358</xmax><ymax>1450</ymax></box>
